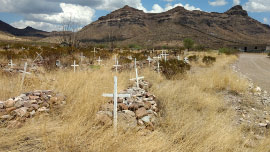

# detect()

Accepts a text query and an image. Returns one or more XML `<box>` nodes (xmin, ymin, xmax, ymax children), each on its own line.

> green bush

<box><xmin>202</xmin><ymin>56</ymin><xmax>216</xmax><ymax>65</ymax></box>
<box><xmin>160</xmin><ymin>59</ymin><xmax>191</xmax><ymax>79</ymax></box>
<box><xmin>128</xmin><ymin>44</ymin><xmax>141</xmax><ymax>50</ymax></box>
<box><xmin>183</xmin><ymin>38</ymin><xmax>194</xmax><ymax>51</ymax></box>
<box><xmin>219</xmin><ymin>48</ymin><xmax>238</xmax><ymax>55</ymax></box>
<box><xmin>188</xmin><ymin>55</ymin><xmax>199</xmax><ymax>62</ymax></box>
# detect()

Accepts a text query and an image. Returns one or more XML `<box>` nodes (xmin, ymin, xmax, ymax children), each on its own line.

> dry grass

<box><xmin>0</xmin><ymin>52</ymin><xmax>268</xmax><ymax>152</ymax></box>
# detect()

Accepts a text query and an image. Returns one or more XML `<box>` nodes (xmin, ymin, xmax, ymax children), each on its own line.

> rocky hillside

<box><xmin>77</xmin><ymin>5</ymin><xmax>270</xmax><ymax>48</ymax></box>
<box><xmin>0</xmin><ymin>20</ymin><xmax>49</xmax><ymax>38</ymax></box>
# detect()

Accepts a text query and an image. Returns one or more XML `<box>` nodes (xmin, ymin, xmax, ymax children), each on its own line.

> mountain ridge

<box><xmin>77</xmin><ymin>5</ymin><xmax>270</xmax><ymax>48</ymax></box>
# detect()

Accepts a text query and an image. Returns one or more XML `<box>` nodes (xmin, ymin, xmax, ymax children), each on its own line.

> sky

<box><xmin>0</xmin><ymin>0</ymin><xmax>269</xmax><ymax>32</ymax></box>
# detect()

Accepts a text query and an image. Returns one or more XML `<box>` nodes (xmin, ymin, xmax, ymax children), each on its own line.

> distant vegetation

<box><xmin>183</xmin><ymin>38</ymin><xmax>194</xmax><ymax>51</ymax></box>
<box><xmin>219</xmin><ymin>47</ymin><xmax>239</xmax><ymax>55</ymax></box>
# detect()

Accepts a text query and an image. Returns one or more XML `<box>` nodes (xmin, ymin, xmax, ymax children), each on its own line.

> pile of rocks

<box><xmin>96</xmin><ymin>80</ymin><xmax>159</xmax><ymax>131</ymax></box>
<box><xmin>0</xmin><ymin>90</ymin><xmax>66</xmax><ymax>128</ymax></box>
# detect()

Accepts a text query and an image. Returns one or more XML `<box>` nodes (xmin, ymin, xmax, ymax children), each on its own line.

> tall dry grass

<box><xmin>0</xmin><ymin>53</ymin><xmax>268</xmax><ymax>152</ymax></box>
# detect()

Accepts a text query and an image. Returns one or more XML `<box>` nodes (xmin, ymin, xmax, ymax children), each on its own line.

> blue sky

<box><xmin>0</xmin><ymin>0</ymin><xmax>269</xmax><ymax>31</ymax></box>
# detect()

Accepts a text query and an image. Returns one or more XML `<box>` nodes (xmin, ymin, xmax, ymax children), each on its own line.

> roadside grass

<box><xmin>0</xmin><ymin>52</ymin><xmax>267</xmax><ymax>152</ymax></box>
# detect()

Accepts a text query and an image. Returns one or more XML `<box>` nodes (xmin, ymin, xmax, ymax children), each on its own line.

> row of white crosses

<box><xmin>8</xmin><ymin>59</ymin><xmax>16</xmax><ymax>68</ymax></box>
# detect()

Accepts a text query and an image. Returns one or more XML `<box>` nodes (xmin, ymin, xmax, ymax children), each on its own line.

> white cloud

<box><xmin>26</xmin><ymin>3</ymin><xmax>95</xmax><ymax>26</ymax></box>
<box><xmin>11</xmin><ymin>20</ymin><xmax>61</xmax><ymax>32</ymax></box>
<box><xmin>163</xmin><ymin>0</ymin><xmax>174</xmax><ymax>2</ymax></box>
<box><xmin>243</xmin><ymin>0</ymin><xmax>270</xmax><ymax>12</ymax></box>
<box><xmin>263</xmin><ymin>17</ymin><xmax>269</xmax><ymax>24</ymax></box>
<box><xmin>233</xmin><ymin>0</ymin><xmax>241</xmax><ymax>5</ymax></box>
<box><xmin>209</xmin><ymin>0</ymin><xmax>228</xmax><ymax>6</ymax></box>
<box><xmin>148</xmin><ymin>3</ymin><xmax>201</xmax><ymax>13</ymax></box>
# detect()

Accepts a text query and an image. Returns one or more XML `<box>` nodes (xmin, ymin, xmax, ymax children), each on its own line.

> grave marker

<box><xmin>102</xmin><ymin>76</ymin><xmax>131</xmax><ymax>134</ymax></box>
<box><xmin>177</xmin><ymin>55</ymin><xmax>180</xmax><ymax>61</ymax></box>
<box><xmin>97</xmin><ymin>56</ymin><xmax>102</xmax><ymax>65</ymax></box>
<box><xmin>130</xmin><ymin>68</ymin><xmax>144</xmax><ymax>88</ymax></box>
<box><xmin>92</xmin><ymin>48</ymin><xmax>97</xmax><ymax>57</ymax></box>
<box><xmin>8</xmin><ymin>59</ymin><xmax>15</xmax><ymax>68</ymax></box>
<box><xmin>80</xmin><ymin>52</ymin><xmax>86</xmax><ymax>64</ymax></box>
<box><xmin>113</xmin><ymin>60</ymin><xmax>121</xmax><ymax>72</ymax></box>
<box><xmin>71</xmin><ymin>60</ymin><xmax>79</xmax><ymax>72</ymax></box>
<box><xmin>146</xmin><ymin>56</ymin><xmax>153</xmax><ymax>66</ymax></box>
<box><xmin>19</xmin><ymin>62</ymin><xmax>31</xmax><ymax>89</ymax></box>
<box><xmin>33</xmin><ymin>52</ymin><xmax>43</xmax><ymax>63</ymax></box>
<box><xmin>56</xmin><ymin>60</ymin><xmax>61</xmax><ymax>67</ymax></box>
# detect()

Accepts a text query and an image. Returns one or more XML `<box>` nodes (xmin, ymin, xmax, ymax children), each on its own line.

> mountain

<box><xmin>0</xmin><ymin>20</ymin><xmax>49</xmax><ymax>38</ymax></box>
<box><xmin>77</xmin><ymin>5</ymin><xmax>270</xmax><ymax>48</ymax></box>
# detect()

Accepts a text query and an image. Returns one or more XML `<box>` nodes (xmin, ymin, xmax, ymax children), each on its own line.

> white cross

<box><xmin>102</xmin><ymin>76</ymin><xmax>131</xmax><ymax>134</ymax></box>
<box><xmin>96</xmin><ymin>56</ymin><xmax>102</xmax><ymax>65</ymax></box>
<box><xmin>33</xmin><ymin>52</ymin><xmax>43</xmax><ymax>62</ymax></box>
<box><xmin>146</xmin><ymin>56</ymin><xmax>153</xmax><ymax>66</ymax></box>
<box><xmin>19</xmin><ymin>62</ymin><xmax>31</xmax><ymax>89</ymax></box>
<box><xmin>8</xmin><ymin>59</ymin><xmax>16</xmax><ymax>68</ymax></box>
<box><xmin>80</xmin><ymin>52</ymin><xmax>86</xmax><ymax>64</ymax></box>
<box><xmin>71</xmin><ymin>60</ymin><xmax>79</xmax><ymax>72</ymax></box>
<box><xmin>177</xmin><ymin>55</ymin><xmax>180</xmax><ymax>61</ymax></box>
<box><xmin>113</xmin><ymin>60</ymin><xmax>121</xmax><ymax>72</ymax></box>
<box><xmin>127</xmin><ymin>55</ymin><xmax>132</xmax><ymax>60</ymax></box>
<box><xmin>153</xmin><ymin>55</ymin><xmax>161</xmax><ymax>61</ymax></box>
<box><xmin>130</xmin><ymin>68</ymin><xmax>144</xmax><ymax>88</ymax></box>
<box><xmin>92</xmin><ymin>47</ymin><xmax>97</xmax><ymax>57</ymax></box>
<box><xmin>184</xmin><ymin>57</ymin><xmax>190</xmax><ymax>64</ymax></box>
<box><xmin>56</xmin><ymin>60</ymin><xmax>61</xmax><ymax>67</ymax></box>
<box><xmin>161</xmin><ymin>52</ymin><xmax>169</xmax><ymax>62</ymax></box>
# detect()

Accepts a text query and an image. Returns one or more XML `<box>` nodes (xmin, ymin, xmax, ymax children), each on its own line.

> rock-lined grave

<box><xmin>98</xmin><ymin>75</ymin><xmax>159</xmax><ymax>132</ymax></box>
<box><xmin>0</xmin><ymin>90</ymin><xmax>66</xmax><ymax>128</ymax></box>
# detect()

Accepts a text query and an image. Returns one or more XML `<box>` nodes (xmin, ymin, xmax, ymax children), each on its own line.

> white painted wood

<box><xmin>102</xmin><ymin>76</ymin><xmax>131</xmax><ymax>135</ymax></box>
<box><xmin>153</xmin><ymin>55</ymin><xmax>161</xmax><ymax>60</ymax></box>
<box><xmin>33</xmin><ymin>52</ymin><xmax>43</xmax><ymax>62</ymax></box>
<box><xmin>8</xmin><ymin>59</ymin><xmax>15</xmax><ymax>68</ymax></box>
<box><xmin>134</xmin><ymin>58</ymin><xmax>137</xmax><ymax>69</ymax></box>
<box><xmin>80</xmin><ymin>52</ymin><xmax>86</xmax><ymax>64</ymax></box>
<box><xmin>184</xmin><ymin>57</ymin><xmax>190</xmax><ymax>64</ymax></box>
<box><xmin>146</xmin><ymin>56</ymin><xmax>153</xmax><ymax>66</ymax></box>
<box><xmin>157</xmin><ymin>61</ymin><xmax>160</xmax><ymax>74</ymax></box>
<box><xmin>92</xmin><ymin>48</ymin><xmax>97</xmax><ymax>57</ymax></box>
<box><xmin>113</xmin><ymin>60</ymin><xmax>121</xmax><ymax>72</ymax></box>
<box><xmin>96</xmin><ymin>56</ymin><xmax>102</xmax><ymax>65</ymax></box>
<box><xmin>19</xmin><ymin>62</ymin><xmax>31</xmax><ymax>88</ymax></box>
<box><xmin>130</xmin><ymin>68</ymin><xmax>144</xmax><ymax>88</ymax></box>
<box><xmin>71</xmin><ymin>60</ymin><xmax>79</xmax><ymax>72</ymax></box>
<box><xmin>177</xmin><ymin>55</ymin><xmax>180</xmax><ymax>61</ymax></box>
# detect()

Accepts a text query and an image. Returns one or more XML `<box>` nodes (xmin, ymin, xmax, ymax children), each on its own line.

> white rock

<box><xmin>259</xmin><ymin>123</ymin><xmax>267</xmax><ymax>127</ymax></box>
<box><xmin>142</xmin><ymin>116</ymin><xmax>151</xmax><ymax>123</ymax></box>
<box><xmin>38</xmin><ymin>107</ymin><xmax>50</xmax><ymax>112</ymax></box>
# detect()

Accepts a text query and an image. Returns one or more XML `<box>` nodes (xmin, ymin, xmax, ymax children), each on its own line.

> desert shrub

<box><xmin>119</xmin><ymin>56</ymin><xmax>132</xmax><ymax>64</ymax></box>
<box><xmin>203</xmin><ymin>56</ymin><xmax>216</xmax><ymax>65</ymax></box>
<box><xmin>219</xmin><ymin>48</ymin><xmax>238</xmax><ymax>55</ymax></box>
<box><xmin>160</xmin><ymin>59</ymin><xmax>191</xmax><ymax>79</ymax></box>
<box><xmin>128</xmin><ymin>44</ymin><xmax>141</xmax><ymax>50</ymax></box>
<box><xmin>133</xmin><ymin>53</ymin><xmax>147</xmax><ymax>61</ymax></box>
<box><xmin>183</xmin><ymin>38</ymin><xmax>194</xmax><ymax>51</ymax></box>
<box><xmin>268</xmin><ymin>52</ymin><xmax>270</xmax><ymax>57</ymax></box>
<box><xmin>188</xmin><ymin>55</ymin><xmax>199</xmax><ymax>62</ymax></box>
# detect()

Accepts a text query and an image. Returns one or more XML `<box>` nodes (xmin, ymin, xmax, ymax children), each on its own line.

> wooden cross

<box><xmin>177</xmin><ymin>55</ymin><xmax>180</xmax><ymax>61</ymax></box>
<box><xmin>153</xmin><ymin>55</ymin><xmax>161</xmax><ymax>61</ymax></box>
<box><xmin>92</xmin><ymin>47</ymin><xmax>97</xmax><ymax>57</ymax></box>
<box><xmin>113</xmin><ymin>60</ymin><xmax>121</xmax><ymax>72</ymax></box>
<box><xmin>161</xmin><ymin>52</ymin><xmax>169</xmax><ymax>62</ymax></box>
<box><xmin>33</xmin><ymin>52</ymin><xmax>43</xmax><ymax>62</ymax></box>
<box><xmin>130</xmin><ymin>68</ymin><xmax>144</xmax><ymax>88</ymax></box>
<box><xmin>8</xmin><ymin>59</ymin><xmax>16</xmax><ymax>68</ymax></box>
<box><xmin>114</xmin><ymin>55</ymin><xmax>117</xmax><ymax>64</ymax></box>
<box><xmin>146</xmin><ymin>56</ymin><xmax>153</xmax><ymax>66</ymax></box>
<box><xmin>19</xmin><ymin>62</ymin><xmax>31</xmax><ymax>89</ymax></box>
<box><xmin>96</xmin><ymin>56</ymin><xmax>102</xmax><ymax>65</ymax></box>
<box><xmin>80</xmin><ymin>52</ymin><xmax>86</xmax><ymax>64</ymax></box>
<box><xmin>127</xmin><ymin>55</ymin><xmax>132</xmax><ymax>60</ymax></box>
<box><xmin>102</xmin><ymin>76</ymin><xmax>131</xmax><ymax>134</ymax></box>
<box><xmin>184</xmin><ymin>57</ymin><xmax>190</xmax><ymax>64</ymax></box>
<box><xmin>71</xmin><ymin>60</ymin><xmax>79</xmax><ymax>72</ymax></box>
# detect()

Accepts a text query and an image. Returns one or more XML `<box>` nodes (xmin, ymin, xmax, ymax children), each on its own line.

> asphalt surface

<box><xmin>237</xmin><ymin>53</ymin><xmax>270</xmax><ymax>92</ymax></box>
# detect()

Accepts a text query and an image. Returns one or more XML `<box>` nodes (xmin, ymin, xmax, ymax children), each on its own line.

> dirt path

<box><xmin>236</xmin><ymin>53</ymin><xmax>270</xmax><ymax>92</ymax></box>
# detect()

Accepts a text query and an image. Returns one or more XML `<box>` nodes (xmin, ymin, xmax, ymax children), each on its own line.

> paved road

<box><xmin>237</xmin><ymin>53</ymin><xmax>270</xmax><ymax>92</ymax></box>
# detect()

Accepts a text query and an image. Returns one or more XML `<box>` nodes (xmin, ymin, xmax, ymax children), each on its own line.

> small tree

<box><xmin>183</xmin><ymin>38</ymin><xmax>194</xmax><ymax>51</ymax></box>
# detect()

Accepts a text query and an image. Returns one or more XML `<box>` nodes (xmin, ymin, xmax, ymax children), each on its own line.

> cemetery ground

<box><xmin>0</xmin><ymin>45</ymin><xmax>270</xmax><ymax>151</ymax></box>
